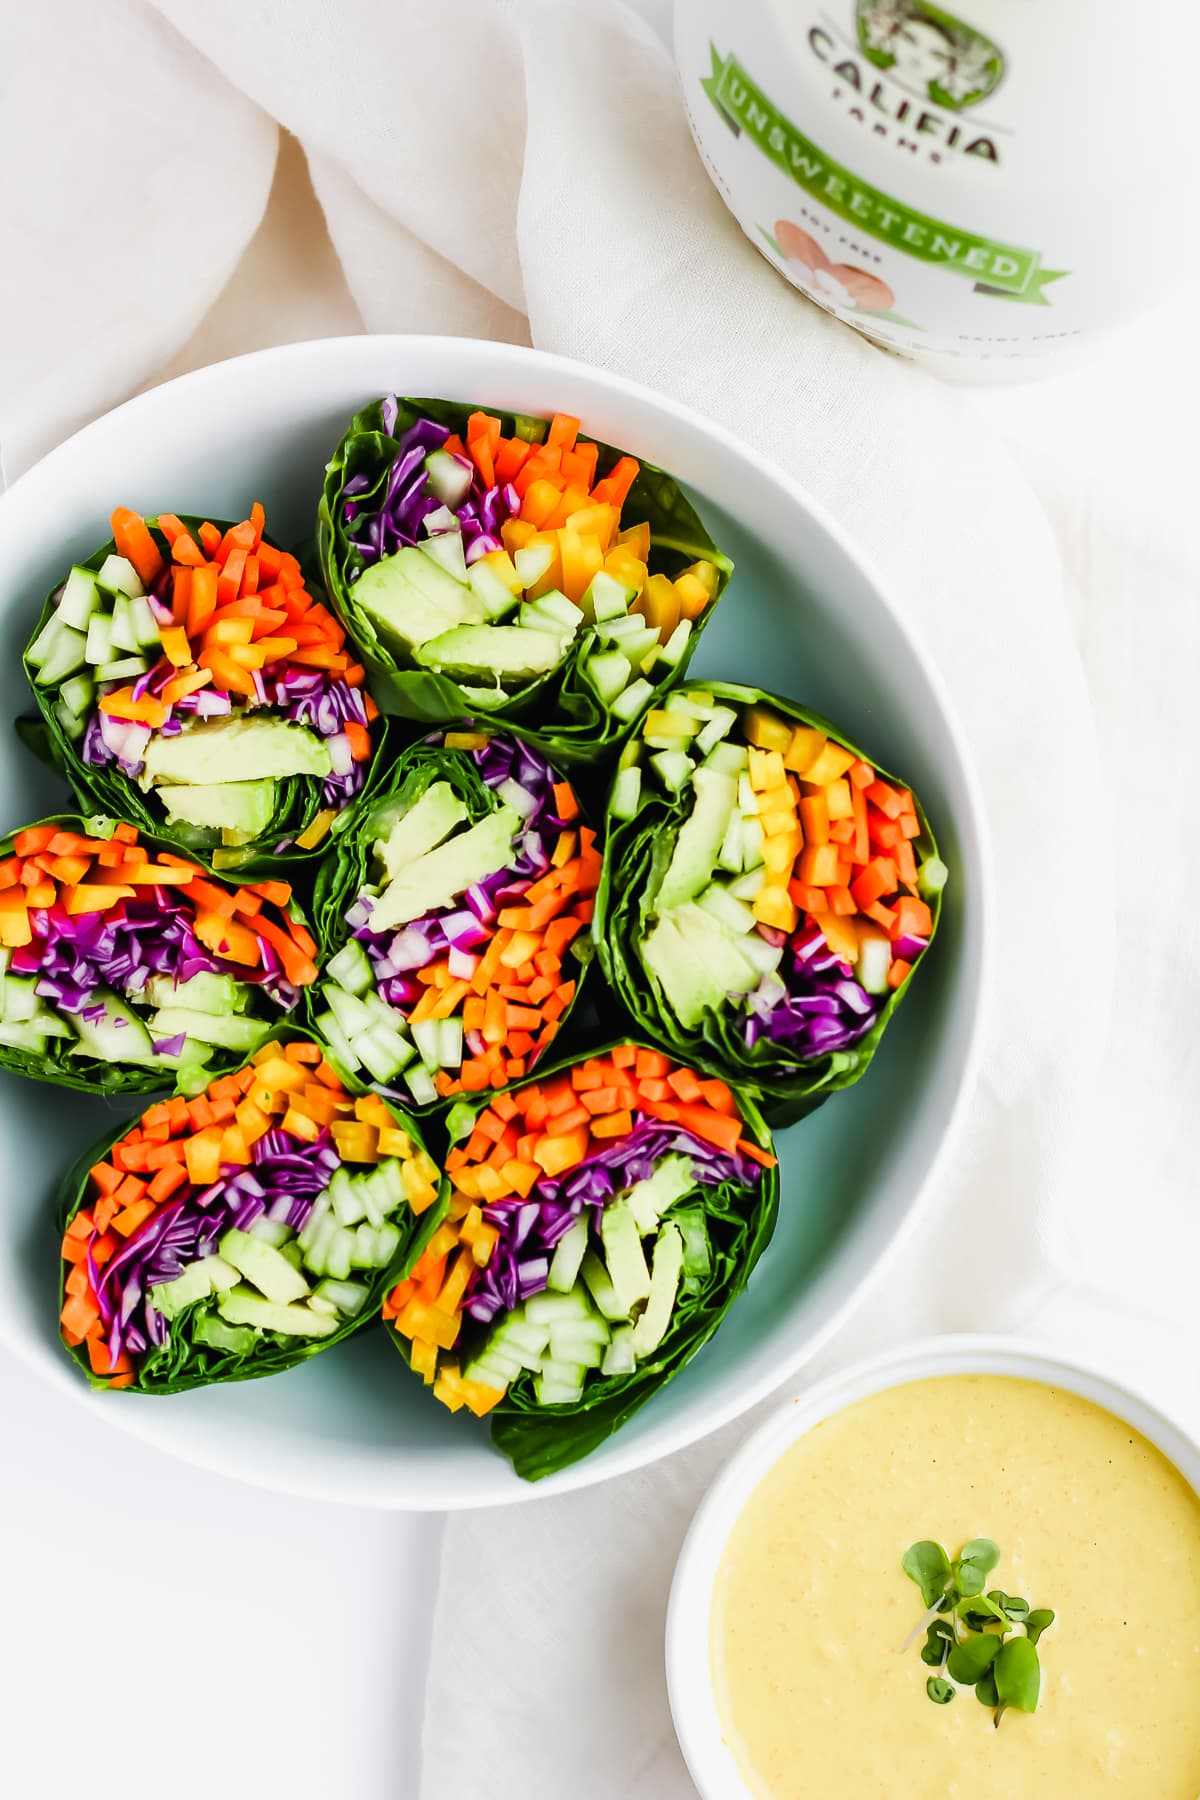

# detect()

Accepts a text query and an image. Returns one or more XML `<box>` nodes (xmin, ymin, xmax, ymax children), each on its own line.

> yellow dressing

<box><xmin>712</xmin><ymin>1376</ymin><xmax>1200</xmax><ymax>1798</ymax></box>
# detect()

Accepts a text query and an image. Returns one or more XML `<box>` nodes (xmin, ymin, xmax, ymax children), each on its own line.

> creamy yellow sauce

<box><xmin>712</xmin><ymin>1376</ymin><xmax>1200</xmax><ymax>1797</ymax></box>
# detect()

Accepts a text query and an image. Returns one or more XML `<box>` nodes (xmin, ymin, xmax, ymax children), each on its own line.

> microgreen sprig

<box><xmin>901</xmin><ymin>1537</ymin><xmax>1054</xmax><ymax>1728</ymax></box>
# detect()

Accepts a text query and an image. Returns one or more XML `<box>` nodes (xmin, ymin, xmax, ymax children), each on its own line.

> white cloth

<box><xmin>2</xmin><ymin>4</ymin><xmax>1195</xmax><ymax>1798</ymax></box>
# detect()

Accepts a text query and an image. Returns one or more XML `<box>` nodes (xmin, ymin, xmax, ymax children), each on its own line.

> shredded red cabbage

<box><xmin>342</xmin><ymin>404</ymin><xmax>517</xmax><ymax>574</ymax></box>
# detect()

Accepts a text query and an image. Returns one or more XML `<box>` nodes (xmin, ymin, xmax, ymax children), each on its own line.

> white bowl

<box><xmin>0</xmin><ymin>336</ymin><xmax>988</xmax><ymax>1508</ymax></box>
<box><xmin>666</xmin><ymin>1335</ymin><xmax>1200</xmax><ymax>1799</ymax></box>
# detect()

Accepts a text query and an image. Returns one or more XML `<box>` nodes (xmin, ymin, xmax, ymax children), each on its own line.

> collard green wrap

<box><xmin>316</xmin><ymin>396</ymin><xmax>732</xmax><ymax>765</ymax></box>
<box><xmin>0</xmin><ymin>812</ymin><xmax>316</xmax><ymax>1094</ymax></box>
<box><xmin>382</xmin><ymin>1040</ymin><xmax>779</xmax><ymax>1481</ymax></box>
<box><xmin>22</xmin><ymin>511</ymin><xmax>383</xmax><ymax>874</ymax></box>
<box><xmin>594</xmin><ymin>681</ymin><xmax>945</xmax><ymax>1127</ymax></box>
<box><xmin>309</xmin><ymin>728</ymin><xmax>597</xmax><ymax>1106</ymax></box>
<box><xmin>57</xmin><ymin>1035</ymin><xmax>447</xmax><ymax>1395</ymax></box>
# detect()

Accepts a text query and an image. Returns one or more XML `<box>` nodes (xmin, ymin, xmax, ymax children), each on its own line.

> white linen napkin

<box><xmin>7</xmin><ymin>5</ymin><xmax>1191</xmax><ymax>1798</ymax></box>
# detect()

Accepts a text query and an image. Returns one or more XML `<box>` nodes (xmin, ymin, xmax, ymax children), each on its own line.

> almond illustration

<box><xmin>775</xmin><ymin>219</ymin><xmax>834</xmax><ymax>275</ymax></box>
<box><xmin>827</xmin><ymin>265</ymin><xmax>895</xmax><ymax>310</ymax></box>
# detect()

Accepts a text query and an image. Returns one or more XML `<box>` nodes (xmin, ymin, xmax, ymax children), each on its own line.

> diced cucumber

<box><xmin>279</xmin><ymin>1242</ymin><xmax>304</xmax><ymax>1271</ymax></box>
<box><xmin>129</xmin><ymin>594</ymin><xmax>162</xmax><ymax>648</ymax></box>
<box><xmin>534</xmin><ymin>1376</ymin><xmax>585</xmax><ymax>1405</ymax></box>
<box><xmin>84</xmin><ymin>612</ymin><xmax>114</xmax><ymax>666</ymax></box>
<box><xmin>547</xmin><ymin>1332</ymin><xmax>605</xmax><ymax>1370</ymax></box>
<box><xmin>729</xmin><ymin>868</ymin><xmax>766</xmax><ymax>902</ymax></box>
<box><xmin>314</xmin><ymin>1277</ymin><xmax>369</xmax><ymax>1316</ymax></box>
<box><xmin>1</xmin><ymin>976</ymin><xmax>39</xmax><ymax>1023</ymax></box>
<box><xmin>249</xmin><ymin>1218</ymin><xmax>293</xmax><ymax>1249</ymax></box>
<box><xmin>610</xmin><ymin>677</ymin><xmax>655</xmax><ymax>722</ymax></box>
<box><xmin>548</xmin><ymin>1315</ymin><xmax>610</xmax><ymax>1350</ymax></box>
<box><xmin>601</xmin><ymin>1325</ymin><xmax>637</xmax><ymax>1376</ymax></box>
<box><xmin>57</xmin><ymin>567</ymin><xmax>102</xmax><ymax>631</ymax></box>
<box><xmin>412</xmin><ymin>1016</ymin><xmax>463</xmax><ymax>1072</ymax></box>
<box><xmin>54</xmin><ymin>699</ymin><xmax>88</xmax><ymax>740</ymax></box>
<box><xmin>741</xmin><ymin>818</ymin><xmax>764</xmax><ymax>868</ymax></box>
<box><xmin>466</xmin><ymin>559</ymin><xmax>520</xmax><ymax>620</ymax></box>
<box><xmin>313</xmin><ymin>1008</ymin><xmax>361</xmax><ymax>1074</ymax></box>
<box><xmin>33</xmin><ymin>622</ymin><xmax>88</xmax><ymax>686</ymax></box>
<box><xmin>405</xmin><ymin>1062</ymin><xmax>438</xmax><ymax>1107</ymax></box>
<box><xmin>109</xmin><ymin>593</ymin><xmax>139</xmax><ymax>653</ymax></box>
<box><xmin>217</xmin><ymin>1289</ymin><xmax>338</xmax><ymax>1338</ymax></box>
<box><xmin>695</xmin><ymin>706</ymin><xmax>738</xmax><ymax>755</ymax></box>
<box><xmin>521</xmin><ymin>589</ymin><xmax>581</xmax><ymax>633</ymax></box>
<box><xmin>585</xmin><ymin>649</ymin><xmax>632</xmax><ymax>707</ymax></box>
<box><xmin>59</xmin><ymin>672</ymin><xmax>95</xmax><ymax>717</ymax></box>
<box><xmin>419</xmin><ymin>529</ymin><xmax>469</xmax><ymax>585</ymax></box>
<box><xmin>582</xmin><ymin>570</ymin><xmax>633</xmax><ymax>622</ymax></box>
<box><xmin>147</xmin><ymin>1007</ymin><xmax>268</xmax><ymax>1053</ymax></box>
<box><xmin>96</xmin><ymin>553</ymin><xmax>145</xmax><ymax>598</ymax></box>
<box><xmin>297</xmin><ymin>1191</ymin><xmax>330</xmax><ymax>1251</ymax></box>
<box><xmin>608</xmin><ymin>765</ymin><xmax>642</xmax><ymax>821</ymax></box>
<box><xmin>327</xmin><ymin>940</ymin><xmax>375</xmax><ymax>997</ymax></box>
<box><xmin>525</xmin><ymin>1288</ymin><xmax>596</xmax><ymax>1326</ymax></box>
<box><xmin>144</xmin><ymin>972</ymin><xmax>246</xmax><ymax>1016</ymax></box>
<box><xmin>327</xmin><ymin>1167</ymin><xmax>366</xmax><ymax>1227</ymax></box>
<box><xmin>737</xmin><ymin>773</ymin><xmax>756</xmax><ymax>815</ymax></box>
<box><xmin>300</xmin><ymin>1214</ymin><xmax>337</xmax><ymax>1275</ymax></box>
<box><xmin>95</xmin><ymin>654</ymin><xmax>150</xmax><ymax>683</ymax></box>
<box><xmin>704</xmin><ymin>741</ymin><xmax>749</xmax><ymax>775</ymax></box>
<box><xmin>649</xmin><ymin>750</ymin><xmax>693</xmax><ymax>793</ymax></box>
<box><xmin>358</xmin><ymin>1021</ymin><xmax>416</xmax><ymax>1085</ymax></box>
<box><xmin>323</xmin><ymin>1225</ymin><xmax>356</xmax><ymax>1282</ymax></box>
<box><xmin>323</xmin><ymin>983</ymin><xmax>374</xmax><ymax>1035</ymax></box>
<box><xmin>513</xmin><ymin>544</ymin><xmax>556</xmax><ymax>589</ymax></box>
<box><xmin>600</xmin><ymin>1201</ymin><xmax>652</xmax><ymax>1313</ymax></box>
<box><xmin>697</xmin><ymin>882</ymin><xmax>757</xmax><ymax>936</ymax></box>
<box><xmin>580</xmin><ymin>1250</ymin><xmax>629</xmax><ymax>1323</ymax></box>
<box><xmin>918</xmin><ymin>855</ymin><xmax>948</xmax><ymax>898</ymax></box>
<box><xmin>716</xmin><ymin>811</ymin><xmax>743</xmax><ymax>873</ymax></box>
<box><xmin>742</xmin><ymin>934</ymin><xmax>785</xmax><ymax>975</ymax></box>
<box><xmin>465</xmin><ymin>1347</ymin><xmax>521</xmax><ymax>1386</ymax></box>
<box><xmin>220</xmin><ymin>1227</ymin><xmax>310</xmax><ymax>1304</ymax></box>
<box><xmin>69</xmin><ymin>992</ymin><xmax>158</xmax><ymax>1064</ymax></box>
<box><xmin>546</xmin><ymin>1216</ymin><xmax>589</xmax><ymax>1293</ymax></box>
<box><xmin>658</xmin><ymin>619</ymin><xmax>693</xmax><ymax>666</ymax></box>
<box><xmin>0</xmin><ymin>1020</ymin><xmax>58</xmax><ymax>1052</ymax></box>
<box><xmin>858</xmin><ymin>932</ymin><xmax>892</xmax><ymax>995</ymax></box>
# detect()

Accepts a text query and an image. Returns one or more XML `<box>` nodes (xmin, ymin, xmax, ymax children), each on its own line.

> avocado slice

<box><xmin>157</xmin><ymin>778</ymin><xmax>279</xmax><ymax>838</ymax></box>
<box><xmin>150</xmin><ymin>1253</ymin><xmax>239</xmax><ymax>1320</ymax></box>
<box><xmin>353</xmin><ymin>545</ymin><xmax>487</xmax><ymax>656</ymax></box>
<box><xmin>415</xmin><ymin>624</ymin><xmax>571</xmax><ymax>684</ymax></box>
<box><xmin>377</xmin><ymin>780</ymin><xmax>470</xmax><ymax>883</ymax></box>
<box><xmin>370</xmin><ymin>804</ymin><xmax>520</xmax><ymax>932</ymax></box>
<box><xmin>217</xmin><ymin>1289</ymin><xmax>337</xmax><ymax>1338</ymax></box>
<box><xmin>655</xmin><ymin>767</ymin><xmax>738</xmax><ymax>913</ymax></box>
<box><xmin>640</xmin><ymin>901</ymin><xmax>761</xmax><ymax>1030</ymax></box>
<box><xmin>599</xmin><ymin>1200</ymin><xmax>653</xmax><ymax>1314</ymax></box>
<box><xmin>219</xmin><ymin>1228</ymin><xmax>311</xmax><ymax>1305</ymax></box>
<box><xmin>631</xmin><ymin>1224</ymin><xmax>684</xmax><ymax>1358</ymax></box>
<box><xmin>148</xmin><ymin>1008</ymin><xmax>270</xmax><ymax>1053</ymax></box>
<box><xmin>143</xmin><ymin>716</ymin><xmax>331</xmax><ymax>788</ymax></box>
<box><xmin>143</xmin><ymin>972</ymin><xmax>247</xmax><ymax>1016</ymax></box>
<box><xmin>624</xmin><ymin>1155</ymin><xmax>696</xmax><ymax>1236</ymax></box>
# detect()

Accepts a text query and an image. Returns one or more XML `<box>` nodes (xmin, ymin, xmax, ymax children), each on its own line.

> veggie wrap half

<box><xmin>595</xmin><ymin>683</ymin><xmax>947</xmax><ymax>1125</ymax></box>
<box><xmin>24</xmin><ymin>504</ymin><xmax>382</xmax><ymax>871</ymax></box>
<box><xmin>311</xmin><ymin>729</ymin><xmax>598</xmax><ymax>1108</ymax></box>
<box><xmin>58</xmin><ymin>1037</ymin><xmax>445</xmax><ymax>1393</ymax></box>
<box><xmin>382</xmin><ymin>1042</ymin><xmax>778</xmax><ymax>1480</ymax></box>
<box><xmin>317</xmin><ymin>397</ymin><xmax>731</xmax><ymax>763</ymax></box>
<box><xmin>0</xmin><ymin>815</ymin><xmax>317</xmax><ymax>1092</ymax></box>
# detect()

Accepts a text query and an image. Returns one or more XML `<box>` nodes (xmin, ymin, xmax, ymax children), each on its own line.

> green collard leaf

<box><xmin>316</xmin><ymin>397</ymin><xmax>732</xmax><ymax>770</ymax></box>
<box><xmin>594</xmin><ymin>679</ymin><xmax>945</xmax><ymax>1128</ymax></box>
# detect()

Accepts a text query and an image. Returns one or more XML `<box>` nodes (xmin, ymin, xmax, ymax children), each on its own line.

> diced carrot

<box><xmin>890</xmin><ymin>896</ymin><xmax>933</xmax><ymax>940</ymax></box>
<box><xmin>865</xmin><ymin>780</ymin><xmax>905</xmax><ymax>820</ymax></box>
<box><xmin>591</xmin><ymin>1109</ymin><xmax>633</xmax><ymax>1138</ymax></box>
<box><xmin>110</xmin><ymin>507</ymin><xmax>164</xmax><ymax>586</ymax></box>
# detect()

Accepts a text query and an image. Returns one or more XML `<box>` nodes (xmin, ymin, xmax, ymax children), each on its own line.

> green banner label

<box><xmin>702</xmin><ymin>45</ymin><xmax>1066</xmax><ymax>304</ymax></box>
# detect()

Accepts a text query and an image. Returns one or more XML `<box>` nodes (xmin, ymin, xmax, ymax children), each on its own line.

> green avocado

<box><xmin>640</xmin><ymin>901</ymin><xmax>761</xmax><ymax>1029</ymax></box>
<box><xmin>354</xmin><ymin>545</ymin><xmax>487</xmax><ymax>656</ymax></box>
<box><xmin>377</xmin><ymin>779</ymin><xmax>470</xmax><ymax>882</ymax></box>
<box><xmin>655</xmin><ymin>766</ymin><xmax>737</xmax><ymax>913</ymax></box>
<box><xmin>157</xmin><ymin>778</ymin><xmax>279</xmax><ymax>839</ymax></box>
<box><xmin>415</xmin><ymin>624</ymin><xmax>570</xmax><ymax>684</ymax></box>
<box><xmin>370</xmin><ymin>804</ymin><xmax>520</xmax><ymax>933</ymax></box>
<box><xmin>143</xmin><ymin>715</ymin><xmax>331</xmax><ymax>787</ymax></box>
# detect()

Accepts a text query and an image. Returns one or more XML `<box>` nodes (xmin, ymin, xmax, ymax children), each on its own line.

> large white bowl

<box><xmin>0</xmin><ymin>336</ymin><xmax>988</xmax><ymax>1508</ymax></box>
<box><xmin>666</xmin><ymin>1336</ymin><xmax>1200</xmax><ymax>1800</ymax></box>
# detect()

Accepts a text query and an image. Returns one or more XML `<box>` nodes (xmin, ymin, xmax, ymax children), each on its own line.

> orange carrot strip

<box><xmin>110</xmin><ymin>507</ymin><xmax>164</xmax><ymax>586</ymax></box>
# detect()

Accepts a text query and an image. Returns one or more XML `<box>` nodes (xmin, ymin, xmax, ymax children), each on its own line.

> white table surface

<box><xmin>3</xmin><ymin>3</ymin><xmax>1194</xmax><ymax>1795</ymax></box>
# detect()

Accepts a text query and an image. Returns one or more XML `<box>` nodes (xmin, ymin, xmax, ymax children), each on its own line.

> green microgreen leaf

<box><xmin>1024</xmin><ymin>1608</ymin><xmax>1056</xmax><ymax>1647</ymax></box>
<box><xmin>959</xmin><ymin>1538</ymin><xmax>1000</xmax><ymax>1574</ymax></box>
<box><xmin>995</xmin><ymin>1636</ymin><xmax>1041</xmax><ymax>1716</ymax></box>
<box><xmin>957</xmin><ymin>1593</ymin><xmax>1007</xmax><ymax>1633</ymax></box>
<box><xmin>988</xmin><ymin>1590</ymin><xmax>1029</xmax><ymax>1622</ymax></box>
<box><xmin>902</xmin><ymin>1540</ymin><xmax>953</xmax><ymax>1609</ymax></box>
<box><xmin>947</xmin><ymin>1634</ymin><xmax>1001</xmax><ymax>1686</ymax></box>
<box><xmin>975</xmin><ymin>1668</ymin><xmax>999</xmax><ymax>1708</ymax></box>
<box><xmin>926</xmin><ymin>1677</ymin><xmax>955</xmax><ymax>1705</ymax></box>
<box><xmin>920</xmin><ymin>1621</ymin><xmax>955</xmax><ymax>1667</ymax></box>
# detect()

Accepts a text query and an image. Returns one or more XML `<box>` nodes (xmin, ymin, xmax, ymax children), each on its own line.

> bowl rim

<box><xmin>0</xmin><ymin>334</ymin><xmax>991</xmax><ymax>1508</ymax></box>
<box><xmin>665</xmin><ymin>1332</ymin><xmax>1200</xmax><ymax>1800</ymax></box>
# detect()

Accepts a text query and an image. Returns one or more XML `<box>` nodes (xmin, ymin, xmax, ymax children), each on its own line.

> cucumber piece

<box><xmin>217</xmin><ymin>1289</ymin><xmax>337</xmax><ymax>1338</ymax></box>
<box><xmin>405</xmin><ymin>1062</ymin><xmax>438</xmax><ymax>1107</ymax></box>
<box><xmin>696</xmin><ymin>882</ymin><xmax>757</xmax><ymax>936</ymax></box>
<box><xmin>96</xmin><ymin>553</ymin><xmax>145</xmax><ymax>598</ymax></box>
<box><xmin>608</xmin><ymin>764</ymin><xmax>642</xmax><ymax>822</ymax></box>
<box><xmin>632</xmin><ymin>1224</ymin><xmax>684</xmax><ymax>1358</ymax></box>
<box><xmin>84</xmin><ymin>612</ymin><xmax>114</xmax><ymax>667</ymax></box>
<box><xmin>109</xmin><ymin>594</ymin><xmax>139</xmax><ymax>653</ymax></box>
<box><xmin>313</xmin><ymin>1277</ymin><xmax>369</xmax><ymax>1316</ymax></box>
<box><xmin>57</xmin><ymin>567</ymin><xmax>102</xmax><ymax>631</ymax></box>
<box><xmin>601</xmin><ymin>1325</ymin><xmax>637</xmax><ymax>1377</ymax></box>
<box><xmin>649</xmin><ymin>750</ymin><xmax>693</xmax><ymax>793</ymax></box>
<box><xmin>147</xmin><ymin>1007</ymin><xmax>268</xmax><ymax>1053</ymax></box>
<box><xmin>858</xmin><ymin>933</ymin><xmax>892</xmax><ymax>995</ymax></box>
<box><xmin>220</xmin><ymin>1227</ymin><xmax>311</xmax><ymax>1304</ymax></box>
<box><xmin>610</xmin><ymin>677</ymin><xmax>655</xmax><ymax>722</ymax></box>
<box><xmin>129</xmin><ymin>595</ymin><xmax>162</xmax><ymax>648</ymax></box>
<box><xmin>705</xmin><ymin>741</ymin><xmax>749</xmax><ymax>775</ymax></box>
<box><xmin>695</xmin><ymin>705</ymin><xmax>738</xmax><ymax>755</ymax></box>
<box><xmin>249</xmin><ymin>1218</ymin><xmax>292</xmax><ymax>1249</ymax></box>
<box><xmin>522</xmin><ymin>589</ymin><xmax>581</xmax><ymax>633</ymax></box>
<box><xmin>524</xmin><ymin>1288</ymin><xmax>596</xmax><ymax>1326</ymax></box>
<box><xmin>313</xmin><ymin>1008</ymin><xmax>361</xmax><ymax>1074</ymax></box>
<box><xmin>34</xmin><ymin>622</ymin><xmax>89</xmax><ymax>686</ymax></box>
<box><xmin>729</xmin><ymin>868</ymin><xmax>766</xmax><ymax>902</ymax></box>
<box><xmin>356</xmin><ymin>1021</ymin><xmax>415</xmax><ymax>1085</ymax></box>
<box><xmin>419</xmin><ymin>529</ymin><xmax>469</xmax><ymax>585</ymax></box>
<box><xmin>582</xmin><ymin>570</ymin><xmax>633</xmax><ymax>622</ymax></box>
<box><xmin>327</xmin><ymin>1168</ymin><xmax>366</xmax><ymax>1228</ymax></box>
<box><xmin>300</xmin><ymin>1214</ymin><xmax>337</xmax><ymax>1276</ymax></box>
<box><xmin>69</xmin><ymin>992</ymin><xmax>158</xmax><ymax>1064</ymax></box>
<box><xmin>658</xmin><ymin>619</ymin><xmax>693</xmax><ymax>666</ymax></box>
<box><xmin>0</xmin><ymin>1020</ymin><xmax>57</xmax><ymax>1052</ymax></box>
<box><xmin>0</xmin><ymin>976</ymin><xmax>39</xmax><ymax>1023</ymax></box>
<box><xmin>323</xmin><ymin>1225</ymin><xmax>355</xmax><ymax>1282</ymax></box>
<box><xmin>95</xmin><ymin>655</ymin><xmax>150</xmax><ymax>683</ymax></box>
<box><xmin>59</xmin><ymin>672</ymin><xmax>96</xmax><ymax>718</ymax></box>
<box><xmin>742</xmin><ymin>934</ymin><xmax>785</xmax><ymax>976</ymax></box>
<box><xmin>919</xmin><ymin>856</ymin><xmax>949</xmax><ymax>898</ymax></box>
<box><xmin>546</xmin><ymin>1216</ymin><xmax>589</xmax><ymax>1293</ymax></box>
<box><xmin>585</xmin><ymin>649</ymin><xmax>632</xmax><ymax>706</ymax></box>
<box><xmin>534</xmin><ymin>1376</ymin><xmax>585</xmax><ymax>1406</ymax></box>
<box><xmin>741</xmin><ymin>818</ymin><xmax>765</xmax><ymax>868</ymax></box>
<box><xmin>580</xmin><ymin>1250</ymin><xmax>629</xmax><ymax>1323</ymax></box>
<box><xmin>326</xmin><ymin>940</ymin><xmax>374</xmax><ymax>997</ymax></box>
<box><xmin>193</xmin><ymin>1313</ymin><xmax>257</xmax><ymax>1356</ymax></box>
<box><xmin>297</xmin><ymin>1192</ymin><xmax>330</xmax><ymax>1251</ymax></box>
<box><xmin>466</xmin><ymin>559</ymin><xmax>520</xmax><ymax>620</ymax></box>
<box><xmin>716</xmin><ymin>811</ymin><xmax>743</xmax><ymax>873</ymax></box>
<box><xmin>465</xmin><ymin>1347</ymin><xmax>521</xmax><ymax>1386</ymax></box>
<box><xmin>547</xmin><ymin>1333</ymin><xmax>606</xmax><ymax>1370</ymax></box>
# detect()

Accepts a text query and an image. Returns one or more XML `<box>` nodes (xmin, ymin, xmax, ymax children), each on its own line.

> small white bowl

<box><xmin>0</xmin><ymin>336</ymin><xmax>988</xmax><ymax>1508</ymax></box>
<box><xmin>666</xmin><ymin>1334</ymin><xmax>1200</xmax><ymax>1800</ymax></box>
